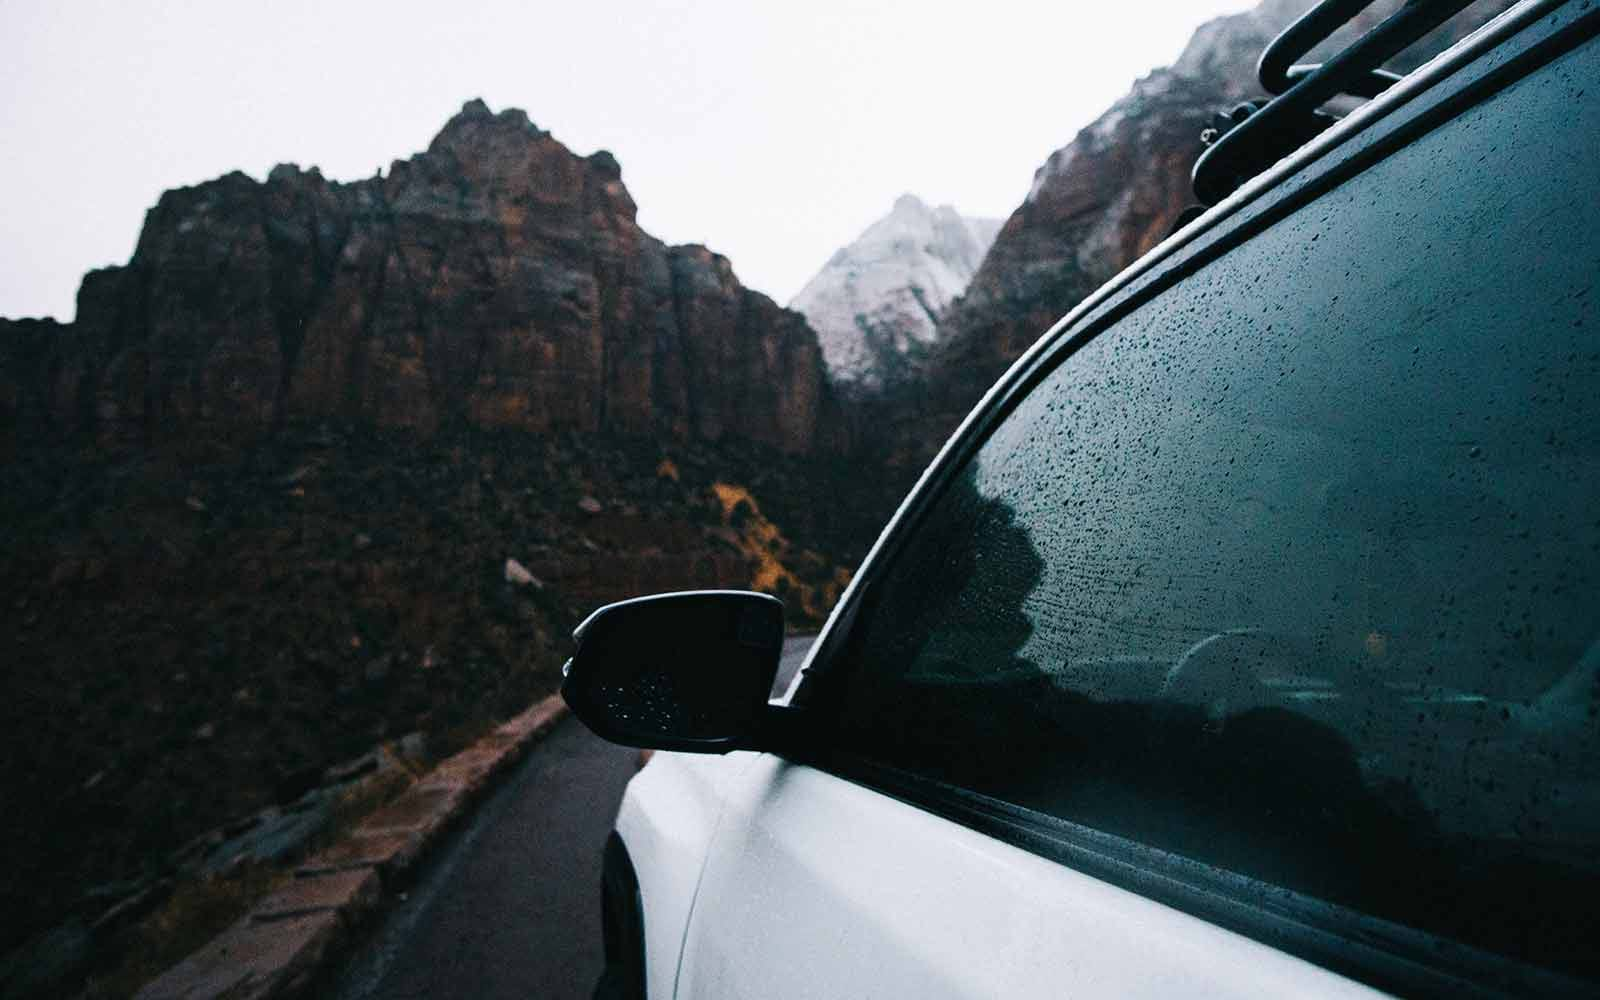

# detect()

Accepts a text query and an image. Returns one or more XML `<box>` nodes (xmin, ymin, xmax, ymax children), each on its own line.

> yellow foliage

<box><xmin>709</xmin><ymin>482</ymin><xmax>845</xmax><ymax>622</ymax></box>
<box><xmin>656</xmin><ymin>457</ymin><xmax>680</xmax><ymax>482</ymax></box>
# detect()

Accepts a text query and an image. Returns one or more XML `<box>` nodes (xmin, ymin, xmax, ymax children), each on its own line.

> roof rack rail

<box><xmin>1191</xmin><ymin>0</ymin><xmax>1476</xmax><ymax>206</ymax></box>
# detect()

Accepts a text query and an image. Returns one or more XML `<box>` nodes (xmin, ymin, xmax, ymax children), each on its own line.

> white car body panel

<box><xmin>613</xmin><ymin>749</ymin><xmax>763</xmax><ymax>1000</ymax></box>
<box><xmin>669</xmin><ymin>755</ymin><xmax>1386</xmax><ymax>999</ymax></box>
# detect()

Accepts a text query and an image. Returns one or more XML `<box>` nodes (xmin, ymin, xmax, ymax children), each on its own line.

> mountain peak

<box><xmin>790</xmin><ymin>195</ymin><xmax>1001</xmax><ymax>389</ymax></box>
<box><xmin>892</xmin><ymin>192</ymin><xmax>928</xmax><ymax>215</ymax></box>
<box><xmin>2</xmin><ymin>100</ymin><xmax>839</xmax><ymax>456</ymax></box>
<box><xmin>428</xmin><ymin>98</ymin><xmax>546</xmax><ymax>157</ymax></box>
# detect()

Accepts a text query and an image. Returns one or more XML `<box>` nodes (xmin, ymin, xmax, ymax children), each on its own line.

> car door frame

<box><xmin>769</xmin><ymin>3</ymin><xmax>1600</xmax><ymax>997</ymax></box>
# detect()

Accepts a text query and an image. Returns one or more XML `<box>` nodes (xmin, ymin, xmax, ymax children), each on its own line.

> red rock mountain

<box><xmin>869</xmin><ymin>0</ymin><xmax>1516</xmax><ymax>463</ymax></box>
<box><xmin>0</xmin><ymin>99</ymin><xmax>841</xmax><ymax>456</ymax></box>
<box><xmin>0</xmin><ymin>105</ymin><xmax>886</xmax><ymax>970</ymax></box>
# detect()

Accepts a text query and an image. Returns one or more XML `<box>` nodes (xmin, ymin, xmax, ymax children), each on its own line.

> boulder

<box><xmin>503</xmin><ymin>557</ymin><xmax>541</xmax><ymax>587</ymax></box>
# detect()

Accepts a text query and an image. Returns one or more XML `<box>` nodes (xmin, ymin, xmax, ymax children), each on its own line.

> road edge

<box><xmin>133</xmin><ymin>695</ymin><xmax>569</xmax><ymax>1000</ymax></box>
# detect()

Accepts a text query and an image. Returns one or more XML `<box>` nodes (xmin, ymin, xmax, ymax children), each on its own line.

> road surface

<box><xmin>331</xmin><ymin>635</ymin><xmax>814</xmax><ymax>999</ymax></box>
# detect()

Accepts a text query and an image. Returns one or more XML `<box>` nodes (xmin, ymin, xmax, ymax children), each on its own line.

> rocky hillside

<box><xmin>0</xmin><ymin>419</ymin><xmax>885</xmax><ymax>982</ymax></box>
<box><xmin>872</xmin><ymin>0</ymin><xmax>1517</xmax><ymax>464</ymax></box>
<box><xmin>789</xmin><ymin>194</ymin><xmax>999</xmax><ymax>390</ymax></box>
<box><xmin>0</xmin><ymin>99</ymin><xmax>843</xmax><ymax>457</ymax></box>
<box><xmin>0</xmin><ymin>102</ymin><xmax>905</xmax><ymax>968</ymax></box>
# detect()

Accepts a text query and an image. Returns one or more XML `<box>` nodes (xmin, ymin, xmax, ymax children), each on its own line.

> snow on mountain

<box><xmin>789</xmin><ymin>194</ymin><xmax>1000</xmax><ymax>388</ymax></box>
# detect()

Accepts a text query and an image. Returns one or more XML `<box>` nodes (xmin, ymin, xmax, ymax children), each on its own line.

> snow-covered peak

<box><xmin>891</xmin><ymin>192</ymin><xmax>926</xmax><ymax>214</ymax></box>
<box><xmin>791</xmin><ymin>195</ymin><xmax>1000</xmax><ymax>388</ymax></box>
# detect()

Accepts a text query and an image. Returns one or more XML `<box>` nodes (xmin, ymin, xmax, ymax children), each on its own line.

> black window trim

<box><xmin>782</xmin><ymin>4</ymin><xmax>1600</xmax><ymax>997</ymax></box>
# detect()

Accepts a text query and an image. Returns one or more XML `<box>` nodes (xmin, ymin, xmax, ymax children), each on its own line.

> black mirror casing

<box><xmin>561</xmin><ymin>590</ymin><xmax>784</xmax><ymax>752</ymax></box>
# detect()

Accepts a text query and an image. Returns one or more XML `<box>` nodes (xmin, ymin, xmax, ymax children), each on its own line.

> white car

<box><xmin>563</xmin><ymin>2</ymin><xmax>1600</xmax><ymax>996</ymax></box>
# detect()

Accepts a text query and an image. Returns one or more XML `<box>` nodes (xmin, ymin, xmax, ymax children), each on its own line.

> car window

<box><xmin>828</xmin><ymin>39</ymin><xmax>1599</xmax><ymax>982</ymax></box>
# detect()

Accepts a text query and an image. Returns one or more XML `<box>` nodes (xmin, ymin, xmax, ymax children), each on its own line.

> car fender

<box><xmin>613</xmin><ymin>748</ymin><xmax>764</xmax><ymax>999</ymax></box>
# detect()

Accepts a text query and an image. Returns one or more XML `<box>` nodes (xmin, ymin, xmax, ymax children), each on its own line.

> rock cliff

<box><xmin>0</xmin><ymin>102</ymin><xmax>896</xmax><ymax>966</ymax></box>
<box><xmin>0</xmin><ymin>99</ymin><xmax>841</xmax><ymax>456</ymax></box>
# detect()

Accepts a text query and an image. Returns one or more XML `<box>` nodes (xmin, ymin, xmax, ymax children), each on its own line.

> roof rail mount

<box><xmin>1191</xmin><ymin>0</ymin><xmax>1476</xmax><ymax>206</ymax></box>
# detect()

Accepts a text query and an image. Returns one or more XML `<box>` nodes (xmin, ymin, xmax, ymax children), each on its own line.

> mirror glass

<box><xmin>562</xmin><ymin>591</ymin><xmax>783</xmax><ymax>750</ymax></box>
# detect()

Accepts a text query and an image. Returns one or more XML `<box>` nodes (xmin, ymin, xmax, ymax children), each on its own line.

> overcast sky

<box><xmin>2</xmin><ymin>0</ymin><xmax>1250</xmax><ymax>321</ymax></box>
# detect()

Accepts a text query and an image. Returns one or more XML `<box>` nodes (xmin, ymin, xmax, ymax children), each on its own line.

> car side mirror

<box><xmin>561</xmin><ymin>590</ymin><xmax>784</xmax><ymax>753</ymax></box>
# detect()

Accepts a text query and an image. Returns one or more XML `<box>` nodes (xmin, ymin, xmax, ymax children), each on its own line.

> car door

<box><xmin>678</xmin><ymin>755</ymin><xmax>1393</xmax><ymax>999</ymax></box>
<box><xmin>675</xmin><ymin>16</ymin><xmax>1600</xmax><ymax>999</ymax></box>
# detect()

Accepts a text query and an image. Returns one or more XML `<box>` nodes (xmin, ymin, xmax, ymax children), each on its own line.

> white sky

<box><xmin>1</xmin><ymin>0</ymin><xmax>1251</xmax><ymax>321</ymax></box>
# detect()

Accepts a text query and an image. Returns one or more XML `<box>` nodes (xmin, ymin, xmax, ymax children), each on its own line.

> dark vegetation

<box><xmin>0</xmin><ymin>422</ymin><xmax>905</xmax><ymax>956</ymax></box>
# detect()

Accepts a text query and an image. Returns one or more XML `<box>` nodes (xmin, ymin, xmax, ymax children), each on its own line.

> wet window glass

<box><xmin>832</xmin><ymin>46</ymin><xmax>1599</xmax><ymax>979</ymax></box>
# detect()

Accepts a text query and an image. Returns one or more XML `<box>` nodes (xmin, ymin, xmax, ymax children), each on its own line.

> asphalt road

<box><xmin>331</xmin><ymin>635</ymin><xmax>815</xmax><ymax>1000</ymax></box>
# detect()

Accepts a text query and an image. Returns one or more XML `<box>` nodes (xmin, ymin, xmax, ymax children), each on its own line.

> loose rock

<box><xmin>503</xmin><ymin>558</ymin><xmax>542</xmax><ymax>588</ymax></box>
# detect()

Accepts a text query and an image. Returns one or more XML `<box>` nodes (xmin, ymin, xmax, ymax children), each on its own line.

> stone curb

<box><xmin>134</xmin><ymin>694</ymin><xmax>569</xmax><ymax>1000</ymax></box>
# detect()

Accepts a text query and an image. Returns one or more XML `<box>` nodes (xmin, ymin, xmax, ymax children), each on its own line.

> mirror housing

<box><xmin>561</xmin><ymin>590</ymin><xmax>784</xmax><ymax>753</ymax></box>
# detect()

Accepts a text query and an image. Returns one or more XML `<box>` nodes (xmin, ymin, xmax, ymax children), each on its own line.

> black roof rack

<box><xmin>1191</xmin><ymin>0</ymin><xmax>1477</xmax><ymax>206</ymax></box>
